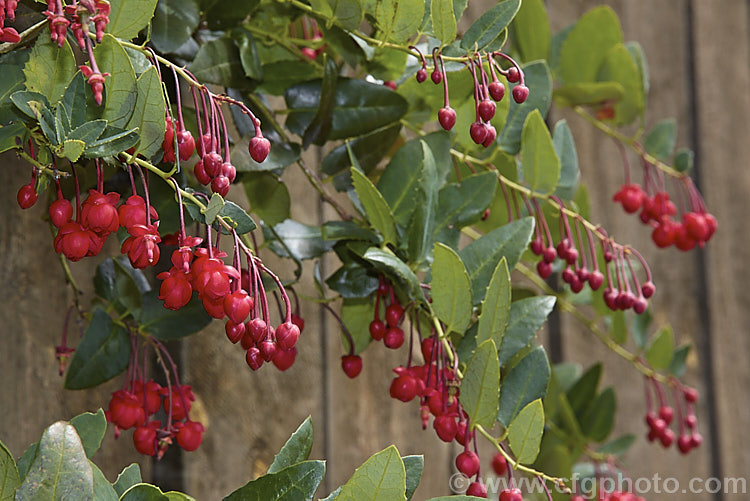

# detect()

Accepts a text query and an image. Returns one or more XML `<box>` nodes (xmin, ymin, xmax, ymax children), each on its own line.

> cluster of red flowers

<box><xmin>0</xmin><ymin>0</ymin><xmax>21</xmax><ymax>43</ymax></box>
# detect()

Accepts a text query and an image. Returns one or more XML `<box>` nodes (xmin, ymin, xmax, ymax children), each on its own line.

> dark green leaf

<box><xmin>645</xmin><ymin>325</ymin><xmax>674</xmax><ymax>370</ymax></box>
<box><xmin>508</xmin><ymin>399</ymin><xmax>544</xmax><ymax>464</ymax></box>
<box><xmin>406</xmin><ymin>141</ymin><xmax>439</xmax><ymax>264</ymax></box>
<box><xmin>402</xmin><ymin>455</ymin><xmax>423</xmax><ymax>501</ymax></box>
<box><xmin>0</xmin><ymin>123</ymin><xmax>26</xmax><ymax>154</ymax></box>
<box><xmin>15</xmin><ymin>422</ymin><xmax>93</xmax><ymax>500</ymax></box>
<box><xmin>498</xmin><ymin>296</ymin><xmax>556</xmax><ymax>365</ymax></box>
<box><xmin>322</xmin><ymin>125</ymin><xmax>401</xmax><ymax>178</ymax></box>
<box><xmin>674</xmin><ymin>149</ymin><xmax>694</xmax><ymax>173</ymax></box>
<box><xmin>64</xmin><ymin>309</ymin><xmax>131</xmax><ymax>390</ymax></box>
<box><xmin>60</xmin><ymin>72</ymin><xmax>87</xmax><ymax>129</ymax></box>
<box><xmin>151</xmin><ymin>0</ymin><xmax>201</xmax><ymax>53</ymax></box>
<box><xmin>498</xmin><ymin>61</ymin><xmax>552</xmax><ymax>154</ymax></box>
<box><xmin>70</xmin><ymin>409</ymin><xmax>107</xmax><ymax>459</ymax></box>
<box><xmin>218</xmin><ymin>201</ymin><xmax>257</xmax><ymax>235</ymax></box>
<box><xmin>433</xmin><ymin>172</ymin><xmax>497</xmax><ymax>237</ymax></box>
<box><xmin>303</xmin><ymin>57</ymin><xmax>338</xmax><ymax>148</ymax></box>
<box><xmin>285</xmin><ymin>79</ymin><xmax>407</xmax><ymax>140</ymax></box>
<box><xmin>266</xmin><ymin>219</ymin><xmax>332</xmax><ymax>261</ymax></box>
<box><xmin>16</xmin><ymin>443</ymin><xmax>38</xmax><ymax>482</ymax></box>
<box><xmin>336</xmin><ymin>446</ymin><xmax>405</xmax><ymax>501</ymax></box>
<box><xmin>114</xmin><ymin>464</ymin><xmax>142</xmax><ymax>497</ymax></box>
<box><xmin>580</xmin><ymin>387</ymin><xmax>616</xmax><ymax>442</ymax></box>
<box><xmin>233</xmin><ymin>138</ymin><xmax>300</xmax><ymax>173</ymax></box>
<box><xmin>128</xmin><ymin>66</ymin><xmax>167</xmax><ymax>160</ymax></box>
<box><xmin>321</xmin><ymin>221</ymin><xmax>380</xmax><ymax>243</ymax></box>
<box><xmin>235</xmin><ymin>29</ymin><xmax>263</xmax><ymax>80</ymax></box>
<box><xmin>23</xmin><ymin>29</ymin><xmax>76</xmax><ymax>103</ymax></box>
<box><xmin>94</xmin><ymin>35</ymin><xmax>138</xmax><ymax>128</ymax></box>
<box><xmin>459</xmin><ymin>217</ymin><xmax>535</xmax><ymax>304</ymax></box>
<box><xmin>559</xmin><ymin>6</ymin><xmax>623</xmax><ymax>84</ymax></box>
<box><xmin>431</xmin><ymin>0</ymin><xmax>457</xmax><ymax>45</ymax></box>
<box><xmin>669</xmin><ymin>344</ymin><xmax>691</xmax><ymax>378</ymax></box>
<box><xmin>374</xmin><ymin>0</ymin><xmax>424</xmax><ymax>43</ymax></box>
<box><xmin>362</xmin><ymin>247</ymin><xmax>422</xmax><ymax>300</ymax></box>
<box><xmin>83</xmin><ymin>127</ymin><xmax>140</xmax><ymax>157</ymax></box>
<box><xmin>511</xmin><ymin>0</ymin><xmax>549</xmax><ymax>62</ymax></box>
<box><xmin>476</xmin><ymin>257</ymin><xmax>510</xmax><ymax>349</ymax></box>
<box><xmin>351</xmin><ymin>167</ymin><xmax>398</xmax><ymax>245</ymax></box>
<box><xmin>189</xmin><ymin>38</ymin><xmax>248</xmax><ymax>88</ymax></box>
<box><xmin>498</xmin><ymin>346</ymin><xmax>550</xmax><ymax>426</ymax></box>
<box><xmin>598</xmin><ymin>434</ymin><xmax>636</xmax><ymax>456</ymax></box>
<box><xmin>326</xmin><ymin>264</ymin><xmax>379</xmax><ymax>298</ymax></box>
<box><xmin>205</xmin><ymin>0</ymin><xmax>259</xmax><ymax>29</ymax></box>
<box><xmin>94</xmin><ymin>257</ymin><xmax>143</xmax><ymax>316</ymax></box>
<box><xmin>9</xmin><ymin>90</ymin><xmax>49</xmax><ymax>119</ymax></box>
<box><xmin>268</xmin><ymin>416</ymin><xmax>314</xmax><ymax>474</ymax></box>
<box><xmin>243</xmin><ymin>172</ymin><xmax>291</xmax><ymax>226</ymax></box>
<box><xmin>566</xmin><ymin>363</ymin><xmax>602</xmax><ymax>419</ymax></box>
<box><xmin>224</xmin><ymin>461</ymin><xmax>325</xmax><ymax>501</ymax></box>
<box><xmin>0</xmin><ymin>439</ymin><xmax>19</xmax><ymax>501</ymax></box>
<box><xmin>326</xmin><ymin>0</ymin><xmax>364</xmax><ymax>31</ymax></box>
<box><xmin>461</xmin><ymin>0</ymin><xmax>520</xmax><ymax>52</ymax></box>
<box><xmin>460</xmin><ymin>339</ymin><xmax>500</xmax><ymax>429</ymax></box>
<box><xmin>29</xmin><ymin>100</ymin><xmax>58</xmax><ymax>145</ymax></box>
<box><xmin>377</xmin><ymin>137</ymin><xmax>425</xmax><ymax>226</ymax></box>
<box><xmin>107</xmin><ymin>0</ymin><xmax>158</xmax><ymax>40</ymax></box>
<box><xmin>520</xmin><ymin>109</ymin><xmax>560</xmax><ymax>195</ymax></box>
<box><xmin>203</xmin><ymin>193</ymin><xmax>224</xmax><ymax>224</ymax></box>
<box><xmin>139</xmin><ymin>290</ymin><xmax>212</xmax><ymax>340</ymax></box>
<box><xmin>644</xmin><ymin>119</ymin><xmax>676</xmax><ymax>161</ymax></box>
<box><xmin>67</xmin><ymin>120</ymin><xmax>108</xmax><ymax>144</ymax></box>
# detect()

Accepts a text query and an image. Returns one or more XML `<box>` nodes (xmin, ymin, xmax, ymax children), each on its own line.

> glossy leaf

<box><xmin>406</xmin><ymin>141</ymin><xmax>439</xmax><ymax>264</ymax></box>
<box><xmin>326</xmin><ymin>263</ymin><xmax>379</xmax><ymax>298</ymax></box>
<box><xmin>67</xmin><ymin>120</ymin><xmax>108</xmax><ymax>145</ymax></box>
<box><xmin>362</xmin><ymin>247</ymin><xmax>422</xmax><ymax>299</ymax></box>
<box><xmin>498</xmin><ymin>61</ymin><xmax>552</xmax><ymax>154</ymax></box>
<box><xmin>459</xmin><ymin>339</ymin><xmax>500</xmax><ymax>429</ymax></box>
<box><xmin>552</xmin><ymin>120</ymin><xmax>580</xmax><ymax>200</ymax></box>
<box><xmin>559</xmin><ymin>6</ymin><xmax>623</xmax><ymax>84</ymax></box>
<box><xmin>644</xmin><ymin>119</ymin><xmax>676</xmax><ymax>161</ymax></box>
<box><xmin>0</xmin><ymin>439</ymin><xmax>19</xmax><ymax>501</ymax></box>
<box><xmin>0</xmin><ymin>123</ymin><xmax>26</xmax><ymax>153</ymax></box>
<box><xmin>476</xmin><ymin>257</ymin><xmax>510</xmax><ymax>349</ymax></box>
<box><xmin>127</xmin><ymin>66</ymin><xmax>167</xmax><ymax>160</ymax></box>
<box><xmin>566</xmin><ymin>363</ymin><xmax>602</xmax><ymax>419</ymax></box>
<box><xmin>107</xmin><ymin>0</ymin><xmax>158</xmax><ymax>40</ymax></box>
<box><xmin>224</xmin><ymin>461</ymin><xmax>325</xmax><ymax>501</ymax></box>
<box><xmin>321</xmin><ymin>221</ymin><xmax>380</xmax><ymax>243</ymax></box>
<box><xmin>189</xmin><ymin>38</ymin><xmax>248</xmax><ymax>88</ymax></box>
<box><xmin>511</xmin><ymin>0</ymin><xmax>549</xmax><ymax>62</ymax></box>
<box><xmin>460</xmin><ymin>0</ymin><xmax>520</xmax><ymax>52</ymax></box>
<box><xmin>351</xmin><ymin>167</ymin><xmax>398</xmax><ymax>245</ymax></box>
<box><xmin>520</xmin><ymin>109</ymin><xmax>560</xmax><ymax>195</ymax></box>
<box><xmin>431</xmin><ymin>0</ymin><xmax>457</xmax><ymax>45</ymax></box>
<box><xmin>497</xmin><ymin>295</ymin><xmax>556</xmax><ymax>365</ymax></box>
<box><xmin>114</xmin><ymin>464</ymin><xmax>142</xmax><ymax>497</ymax></box>
<box><xmin>498</xmin><ymin>346</ymin><xmax>550</xmax><ymax>426</ymax></box>
<box><xmin>70</xmin><ymin>409</ymin><xmax>107</xmax><ymax>459</ymax></box>
<box><xmin>508</xmin><ymin>399</ymin><xmax>544</xmax><ymax>464</ymax></box>
<box><xmin>205</xmin><ymin>0</ymin><xmax>259</xmax><ymax>29</ymax></box>
<box><xmin>268</xmin><ymin>417</ymin><xmax>313</xmax><ymax>474</ymax></box>
<box><xmin>377</xmin><ymin>137</ymin><xmax>426</xmax><ymax>226</ymax></box>
<box><xmin>336</xmin><ymin>445</ymin><xmax>406</xmax><ymax>501</ymax></box>
<box><xmin>139</xmin><ymin>291</ymin><xmax>212</xmax><ymax>340</ymax></box>
<box><xmin>431</xmin><ymin>243</ymin><xmax>472</xmax><ymax>334</ymax></box>
<box><xmin>669</xmin><ymin>344</ymin><xmax>691</xmax><ymax>378</ymax></box>
<box><xmin>151</xmin><ymin>0</ymin><xmax>201</xmax><ymax>53</ymax></box>
<box><xmin>81</xmin><ymin>125</ymin><xmax>138</xmax><ymax>156</ymax></box>
<box><xmin>243</xmin><ymin>172</ymin><xmax>291</xmax><ymax>226</ymax></box>
<box><xmin>60</xmin><ymin>139</ymin><xmax>85</xmax><ymax>162</ymax></box>
<box><xmin>645</xmin><ymin>325</ymin><xmax>674</xmax><ymax>370</ymax></box>
<box><xmin>94</xmin><ymin>35</ymin><xmax>138</xmax><ymax>128</ymax></box>
<box><xmin>15</xmin><ymin>422</ymin><xmax>93</xmax><ymax>500</ymax></box>
<box><xmin>23</xmin><ymin>29</ymin><xmax>76</xmax><ymax>104</ymax></box>
<box><xmin>580</xmin><ymin>387</ymin><xmax>616</xmax><ymax>442</ymax></box>
<box><xmin>60</xmin><ymin>72</ymin><xmax>87</xmax><ymax>129</ymax></box>
<box><xmin>303</xmin><ymin>57</ymin><xmax>338</xmax><ymax>148</ymax></box>
<box><xmin>94</xmin><ymin>257</ymin><xmax>149</xmax><ymax>316</ymax></box>
<box><xmin>266</xmin><ymin>219</ymin><xmax>332</xmax><ymax>261</ymax></box>
<box><xmin>321</xmin><ymin>124</ymin><xmax>401</xmax><ymax>178</ymax></box>
<box><xmin>459</xmin><ymin>217</ymin><xmax>535</xmax><ymax>304</ymax></box>
<box><xmin>402</xmin><ymin>455</ymin><xmax>423</xmax><ymax>501</ymax></box>
<box><xmin>285</xmin><ymin>79</ymin><xmax>407</xmax><ymax>140</ymax></box>
<box><xmin>64</xmin><ymin>309</ymin><xmax>130</xmax><ymax>390</ymax></box>
<box><xmin>433</xmin><ymin>172</ymin><xmax>497</xmax><ymax>237</ymax></box>
<box><xmin>374</xmin><ymin>0</ymin><xmax>424</xmax><ymax>43</ymax></box>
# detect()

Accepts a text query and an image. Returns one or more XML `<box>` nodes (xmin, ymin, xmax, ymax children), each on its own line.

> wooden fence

<box><xmin>1</xmin><ymin>1</ymin><xmax>749</xmax><ymax>499</ymax></box>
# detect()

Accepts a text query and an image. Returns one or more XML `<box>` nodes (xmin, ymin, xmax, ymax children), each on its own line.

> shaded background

<box><xmin>1</xmin><ymin>0</ymin><xmax>749</xmax><ymax>499</ymax></box>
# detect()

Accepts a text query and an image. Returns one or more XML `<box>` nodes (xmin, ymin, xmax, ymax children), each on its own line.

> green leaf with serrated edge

<box><xmin>202</xmin><ymin>193</ymin><xmax>224</xmax><ymax>224</ymax></box>
<box><xmin>559</xmin><ymin>6</ymin><xmax>623</xmax><ymax>85</ymax></box>
<box><xmin>217</xmin><ymin>201</ymin><xmax>257</xmax><ymax>235</ymax></box>
<box><xmin>508</xmin><ymin>399</ymin><xmax>544</xmax><ymax>464</ymax></box>
<box><xmin>407</xmin><ymin>141</ymin><xmax>439</xmax><ymax>264</ymax></box>
<box><xmin>224</xmin><ymin>461</ymin><xmax>326</xmax><ymax>501</ymax></box>
<box><xmin>498</xmin><ymin>61</ymin><xmax>552</xmax><ymax>154</ymax></box>
<box><xmin>67</xmin><ymin>120</ymin><xmax>108</xmax><ymax>144</ymax></box>
<box><xmin>566</xmin><ymin>363</ymin><xmax>601</xmax><ymax>419</ymax></box>
<box><xmin>94</xmin><ymin>35</ymin><xmax>137</xmax><ymax>127</ymax></box>
<box><xmin>61</xmin><ymin>139</ymin><xmax>85</xmax><ymax>161</ymax></box>
<box><xmin>644</xmin><ymin>119</ymin><xmax>676</xmax><ymax>161</ymax></box>
<box><xmin>128</xmin><ymin>66</ymin><xmax>167</xmax><ymax>159</ymax></box>
<box><xmin>362</xmin><ymin>247</ymin><xmax>422</xmax><ymax>300</ymax></box>
<box><xmin>459</xmin><ymin>339</ymin><xmax>500</xmax><ymax>429</ymax></box>
<box><xmin>0</xmin><ymin>123</ymin><xmax>26</xmax><ymax>153</ymax></box>
<box><xmin>23</xmin><ymin>29</ymin><xmax>76</xmax><ymax>104</ymax></box>
<box><xmin>552</xmin><ymin>82</ymin><xmax>624</xmax><ymax>107</ymax></box>
<box><xmin>337</xmin><ymin>445</ymin><xmax>406</xmax><ymax>501</ymax></box>
<box><xmin>15</xmin><ymin>422</ymin><xmax>93</xmax><ymax>500</ymax></box>
<box><xmin>433</xmin><ymin>172</ymin><xmax>497</xmax><ymax>237</ymax></box>
<box><xmin>498</xmin><ymin>346</ymin><xmax>550</xmax><ymax>426</ymax></box>
<box><xmin>0</xmin><ymin>439</ymin><xmax>20</xmax><ymax>501</ymax></box>
<box><xmin>580</xmin><ymin>387</ymin><xmax>616</xmax><ymax>442</ymax></box>
<box><xmin>598</xmin><ymin>434</ymin><xmax>636</xmax><ymax>456</ymax></box>
<box><xmin>669</xmin><ymin>344</ymin><xmax>691</xmax><ymax>378</ymax></box>
<box><xmin>120</xmin><ymin>483</ymin><xmax>169</xmax><ymax>500</ymax></box>
<box><xmin>303</xmin><ymin>56</ymin><xmax>338</xmax><ymax>148</ymax></box>
<box><xmin>402</xmin><ymin>455</ymin><xmax>423</xmax><ymax>501</ymax></box>
<box><xmin>189</xmin><ymin>37</ymin><xmax>248</xmax><ymax>88</ymax></box>
<box><xmin>151</xmin><ymin>0</ymin><xmax>200</xmax><ymax>53</ymax></box>
<box><xmin>64</xmin><ymin>309</ymin><xmax>130</xmax><ymax>390</ymax></box>
<box><xmin>498</xmin><ymin>296</ymin><xmax>556</xmax><ymax>365</ymax></box>
<box><xmin>91</xmin><ymin>461</ymin><xmax>118</xmax><ymax>501</ymax></box>
<box><xmin>327</xmin><ymin>263</ymin><xmax>379</xmax><ymax>298</ymax></box>
<box><xmin>243</xmin><ymin>172</ymin><xmax>291</xmax><ymax>226</ymax></box>
<box><xmin>476</xmin><ymin>257</ymin><xmax>510</xmax><ymax>349</ymax></box>
<box><xmin>520</xmin><ymin>109</ymin><xmax>560</xmax><ymax>195</ymax></box>
<box><xmin>431</xmin><ymin>243</ymin><xmax>472</xmax><ymax>334</ymax></box>
<box><xmin>322</xmin><ymin>124</ymin><xmax>401</xmax><ymax>178</ymax></box>
<box><xmin>29</xmin><ymin>100</ymin><xmax>58</xmax><ymax>145</ymax></box>
<box><xmin>60</xmin><ymin>72</ymin><xmax>87</xmax><ymax>128</ymax></box>
<box><xmin>459</xmin><ymin>218</ymin><xmax>535</xmax><ymax>304</ymax></box>
<box><xmin>83</xmin><ymin>127</ymin><xmax>140</xmax><ymax>158</ymax></box>
<box><xmin>674</xmin><ymin>149</ymin><xmax>694</xmax><ymax>173</ymax></box>
<box><xmin>597</xmin><ymin>43</ymin><xmax>644</xmax><ymax>125</ymax></box>
<box><xmin>461</xmin><ymin>0</ymin><xmax>520</xmax><ymax>52</ymax></box>
<box><xmin>431</xmin><ymin>0</ymin><xmax>456</xmax><ymax>45</ymax></box>
<box><xmin>107</xmin><ymin>0</ymin><xmax>158</xmax><ymax>40</ymax></box>
<box><xmin>552</xmin><ymin>120</ymin><xmax>580</xmax><ymax>200</ymax></box>
<box><xmin>139</xmin><ymin>291</ymin><xmax>212</xmax><ymax>340</ymax></box>
<box><xmin>341</xmin><ymin>297</ymin><xmax>375</xmax><ymax>354</ymax></box>
<box><xmin>646</xmin><ymin>325</ymin><xmax>674</xmax><ymax>370</ymax></box>
<box><xmin>70</xmin><ymin>409</ymin><xmax>107</xmax><ymax>459</ymax></box>
<box><xmin>374</xmin><ymin>0</ymin><xmax>423</xmax><ymax>43</ymax></box>
<box><xmin>351</xmin><ymin>167</ymin><xmax>398</xmax><ymax>245</ymax></box>
<box><xmin>511</xmin><ymin>0</ymin><xmax>549</xmax><ymax>62</ymax></box>
<box><xmin>268</xmin><ymin>417</ymin><xmax>313</xmax><ymax>474</ymax></box>
<box><xmin>10</xmin><ymin>90</ymin><xmax>49</xmax><ymax>119</ymax></box>
<box><xmin>285</xmin><ymin>79</ymin><xmax>407</xmax><ymax>140</ymax></box>
<box><xmin>114</xmin><ymin>464</ymin><xmax>142</xmax><ymax>497</ymax></box>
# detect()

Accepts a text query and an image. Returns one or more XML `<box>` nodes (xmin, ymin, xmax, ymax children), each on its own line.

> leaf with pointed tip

<box><xmin>597</xmin><ymin>43</ymin><xmax>644</xmax><ymax>125</ymax></box>
<box><xmin>508</xmin><ymin>399</ymin><xmax>545</xmax><ymax>464</ymax></box>
<box><xmin>70</xmin><ymin>409</ymin><xmax>107</xmax><ymax>458</ymax></box>
<box><xmin>520</xmin><ymin>109</ymin><xmax>560</xmax><ymax>195</ymax></box>
<box><xmin>511</xmin><ymin>0</ymin><xmax>550</xmax><ymax>61</ymax></box>
<box><xmin>128</xmin><ymin>66</ymin><xmax>167</xmax><ymax>160</ymax></box>
<box><xmin>407</xmin><ymin>141</ymin><xmax>439</xmax><ymax>264</ymax></box>
<box><xmin>107</xmin><ymin>0</ymin><xmax>159</xmax><ymax>40</ymax></box>
<box><xmin>461</xmin><ymin>0</ymin><xmax>520</xmax><ymax>52</ymax></box>
<box><xmin>120</xmin><ymin>483</ymin><xmax>170</xmax><ymax>500</ymax></box>
<box><xmin>60</xmin><ymin>72</ymin><xmax>87</xmax><ymax>128</ymax></box>
<box><xmin>95</xmin><ymin>35</ymin><xmax>137</xmax><ymax>127</ymax></box>
<box><xmin>644</xmin><ymin>119</ymin><xmax>676</xmax><ymax>161</ymax></box>
<box><xmin>351</xmin><ymin>168</ymin><xmax>398</xmax><ymax>245</ymax></box>
<box><xmin>0</xmin><ymin>439</ymin><xmax>20</xmax><ymax>501</ymax></box>
<box><xmin>498</xmin><ymin>296</ymin><xmax>556</xmax><ymax>365</ymax></box>
<box><xmin>268</xmin><ymin>417</ymin><xmax>314</xmax><ymax>474</ymax></box>
<box><xmin>23</xmin><ymin>29</ymin><xmax>76</xmax><ymax>103</ymax></box>
<box><xmin>91</xmin><ymin>461</ymin><xmax>118</xmax><ymax>501</ymax></box>
<box><xmin>559</xmin><ymin>6</ymin><xmax>623</xmax><ymax>85</ymax></box>
<box><xmin>433</xmin><ymin>172</ymin><xmax>497</xmax><ymax>238</ymax></box>
<box><xmin>431</xmin><ymin>243</ymin><xmax>472</xmax><ymax>334</ymax></box>
<box><xmin>67</xmin><ymin>120</ymin><xmax>108</xmax><ymax>144</ymax></box>
<box><xmin>476</xmin><ymin>257</ymin><xmax>510</xmax><ymax>351</ymax></box>
<box><xmin>498</xmin><ymin>346</ymin><xmax>550</xmax><ymax>426</ymax></box>
<box><xmin>224</xmin><ymin>461</ymin><xmax>326</xmax><ymax>501</ymax></box>
<box><xmin>114</xmin><ymin>464</ymin><xmax>142</xmax><ymax>497</ymax></box>
<box><xmin>189</xmin><ymin>37</ymin><xmax>248</xmax><ymax>88</ymax></box>
<box><xmin>82</xmin><ymin>127</ymin><xmax>139</xmax><ymax>157</ymax></box>
<box><xmin>402</xmin><ymin>455</ymin><xmax>423</xmax><ymax>501</ymax></box>
<box><xmin>362</xmin><ymin>247</ymin><xmax>422</xmax><ymax>300</ymax></box>
<box><xmin>460</xmin><ymin>339</ymin><xmax>500</xmax><ymax>429</ymax></box>
<box><xmin>336</xmin><ymin>445</ymin><xmax>406</xmax><ymax>501</ymax></box>
<box><xmin>580</xmin><ymin>387</ymin><xmax>616</xmax><ymax>442</ymax></box>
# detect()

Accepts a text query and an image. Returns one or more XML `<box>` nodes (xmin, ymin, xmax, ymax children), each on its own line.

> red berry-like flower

<box><xmin>383</xmin><ymin>327</ymin><xmax>404</xmax><ymax>349</ymax></box>
<box><xmin>176</xmin><ymin>128</ymin><xmax>195</xmax><ymax>161</ymax></box>
<box><xmin>194</xmin><ymin>160</ymin><xmax>210</xmax><ymax>185</ymax></box>
<box><xmin>467</xmin><ymin>481</ymin><xmax>488</xmax><ymax>498</ymax></box>
<box><xmin>433</xmin><ymin>414</ymin><xmax>458</xmax><ymax>442</ymax></box>
<box><xmin>49</xmin><ymin>198</ymin><xmax>73</xmax><ymax>228</ymax></box>
<box><xmin>162</xmin><ymin>385</ymin><xmax>194</xmax><ymax>421</ymax></box>
<box><xmin>438</xmin><ymin>106</ymin><xmax>457</xmax><ymax>131</ymax></box>
<box><xmin>489</xmin><ymin>81</ymin><xmax>505</xmax><ymax>101</ymax></box>
<box><xmin>133</xmin><ymin>380</ymin><xmax>164</xmax><ymax>415</ymax></box>
<box><xmin>499</xmin><ymin>488</ymin><xmax>523</xmax><ymax>501</ymax></box>
<box><xmin>455</xmin><ymin>450</ymin><xmax>480</xmax><ymax>477</ymax></box>
<box><xmin>133</xmin><ymin>421</ymin><xmax>160</xmax><ymax>456</ymax></box>
<box><xmin>108</xmin><ymin>390</ymin><xmax>146</xmax><ymax>430</ymax></box>
<box><xmin>121</xmin><ymin>223</ymin><xmax>161</xmax><ymax>269</ymax></box>
<box><xmin>385</xmin><ymin>303</ymin><xmax>404</xmax><ymax>327</ymax></box>
<box><xmin>276</xmin><ymin>321</ymin><xmax>301</xmax><ymax>351</ymax></box>
<box><xmin>491</xmin><ymin>452</ymin><xmax>508</xmax><ymax>475</ymax></box>
<box><xmin>81</xmin><ymin>190</ymin><xmax>120</xmax><ymax>234</ymax></box>
<box><xmin>512</xmin><ymin>84</ymin><xmax>529</xmax><ymax>103</ymax></box>
<box><xmin>272</xmin><ymin>347</ymin><xmax>297</xmax><ymax>371</ymax></box>
<box><xmin>54</xmin><ymin>222</ymin><xmax>100</xmax><ymax>261</ymax></box>
<box><xmin>389</xmin><ymin>374</ymin><xmax>418</xmax><ymax>402</ymax></box>
<box><xmin>341</xmin><ymin>355</ymin><xmax>362</xmax><ymax>378</ymax></box>
<box><xmin>291</xmin><ymin>313</ymin><xmax>305</xmax><ymax>332</ymax></box>
<box><xmin>249</xmin><ymin>136</ymin><xmax>271</xmax><ymax>163</ymax></box>
<box><xmin>223</xmin><ymin>289</ymin><xmax>253</xmax><ymax>324</ymax></box>
<box><xmin>16</xmin><ymin>183</ymin><xmax>37</xmax><ymax>209</ymax></box>
<box><xmin>157</xmin><ymin>269</ymin><xmax>193</xmax><ymax>310</ymax></box>
<box><xmin>246</xmin><ymin>346</ymin><xmax>264</xmax><ymax>370</ymax></box>
<box><xmin>118</xmin><ymin>195</ymin><xmax>159</xmax><ymax>229</ymax></box>
<box><xmin>176</xmin><ymin>420</ymin><xmax>205</xmax><ymax>451</ymax></box>
<box><xmin>478</xmin><ymin>99</ymin><xmax>496</xmax><ymax>122</ymax></box>
<box><xmin>203</xmin><ymin>152</ymin><xmax>223</xmax><ymax>177</ymax></box>
<box><xmin>370</xmin><ymin>319</ymin><xmax>386</xmax><ymax>340</ymax></box>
